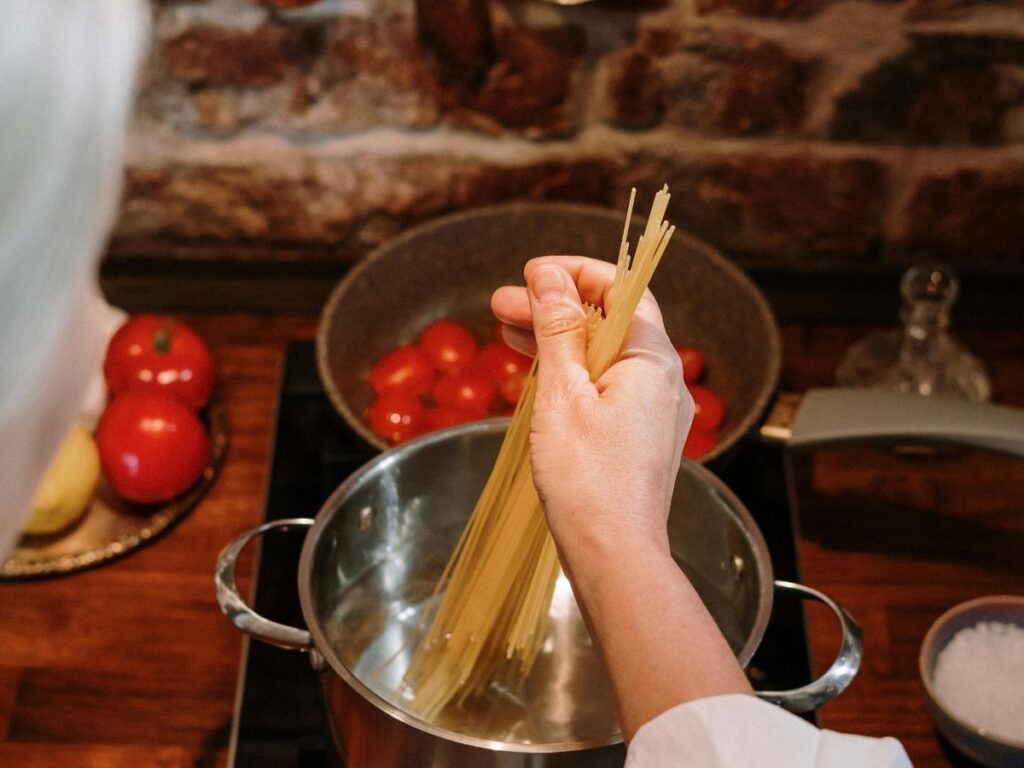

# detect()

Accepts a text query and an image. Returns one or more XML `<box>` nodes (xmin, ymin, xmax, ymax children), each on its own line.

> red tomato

<box><xmin>426</xmin><ymin>407</ymin><xmax>477</xmax><ymax>431</ymax></box>
<box><xmin>477</xmin><ymin>342</ymin><xmax>531</xmax><ymax>405</ymax></box>
<box><xmin>690</xmin><ymin>385</ymin><xmax>725</xmax><ymax>432</ymax></box>
<box><xmin>683</xmin><ymin>428</ymin><xmax>719</xmax><ymax>459</ymax></box>
<box><xmin>419</xmin><ymin>321</ymin><xmax>478</xmax><ymax>374</ymax></box>
<box><xmin>499</xmin><ymin>376</ymin><xmax>526</xmax><ymax>405</ymax></box>
<box><xmin>104</xmin><ymin>315</ymin><xmax>214</xmax><ymax>411</ymax></box>
<box><xmin>432</xmin><ymin>372</ymin><xmax>496</xmax><ymax>418</ymax></box>
<box><xmin>675</xmin><ymin>345</ymin><xmax>705</xmax><ymax>384</ymax></box>
<box><xmin>368</xmin><ymin>393</ymin><xmax>426</xmax><ymax>445</ymax></box>
<box><xmin>96</xmin><ymin>392</ymin><xmax>210</xmax><ymax>504</ymax></box>
<box><xmin>369</xmin><ymin>346</ymin><xmax>436</xmax><ymax>395</ymax></box>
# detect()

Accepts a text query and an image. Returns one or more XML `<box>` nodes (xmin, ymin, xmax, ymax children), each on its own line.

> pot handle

<box><xmin>214</xmin><ymin>517</ymin><xmax>315</xmax><ymax>652</ymax></box>
<box><xmin>785</xmin><ymin>389</ymin><xmax>1024</xmax><ymax>458</ymax></box>
<box><xmin>754</xmin><ymin>580</ymin><xmax>863</xmax><ymax>713</ymax></box>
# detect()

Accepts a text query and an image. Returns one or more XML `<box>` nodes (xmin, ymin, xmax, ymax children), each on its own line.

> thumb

<box><xmin>527</xmin><ymin>264</ymin><xmax>589</xmax><ymax>392</ymax></box>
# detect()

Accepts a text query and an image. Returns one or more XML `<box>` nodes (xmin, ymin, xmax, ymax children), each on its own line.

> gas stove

<box><xmin>227</xmin><ymin>341</ymin><xmax>814</xmax><ymax>767</ymax></box>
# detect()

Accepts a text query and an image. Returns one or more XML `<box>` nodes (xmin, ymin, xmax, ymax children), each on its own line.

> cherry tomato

<box><xmin>690</xmin><ymin>385</ymin><xmax>725</xmax><ymax>432</ymax></box>
<box><xmin>368</xmin><ymin>392</ymin><xmax>426</xmax><ymax>444</ymax></box>
<box><xmin>419</xmin><ymin>321</ymin><xmax>478</xmax><ymax>374</ymax></box>
<box><xmin>477</xmin><ymin>342</ymin><xmax>531</xmax><ymax>405</ymax></box>
<box><xmin>683</xmin><ymin>428</ymin><xmax>718</xmax><ymax>459</ymax></box>
<box><xmin>96</xmin><ymin>392</ymin><xmax>210</xmax><ymax>504</ymax></box>
<box><xmin>426</xmin><ymin>407</ymin><xmax>477</xmax><ymax>431</ymax></box>
<box><xmin>432</xmin><ymin>372</ymin><xmax>496</xmax><ymax>418</ymax></box>
<box><xmin>675</xmin><ymin>345</ymin><xmax>705</xmax><ymax>384</ymax></box>
<box><xmin>499</xmin><ymin>376</ymin><xmax>526</xmax><ymax>405</ymax></box>
<box><xmin>369</xmin><ymin>346</ymin><xmax>436</xmax><ymax>396</ymax></box>
<box><xmin>104</xmin><ymin>315</ymin><xmax>215</xmax><ymax>411</ymax></box>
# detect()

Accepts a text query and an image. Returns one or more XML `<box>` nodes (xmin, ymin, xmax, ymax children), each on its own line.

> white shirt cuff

<box><xmin>625</xmin><ymin>694</ymin><xmax>912</xmax><ymax>768</ymax></box>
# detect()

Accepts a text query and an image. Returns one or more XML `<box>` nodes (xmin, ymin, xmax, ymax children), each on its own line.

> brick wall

<box><xmin>113</xmin><ymin>0</ymin><xmax>1024</xmax><ymax>275</ymax></box>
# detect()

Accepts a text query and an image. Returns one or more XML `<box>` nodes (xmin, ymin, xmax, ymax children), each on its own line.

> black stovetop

<box><xmin>227</xmin><ymin>341</ymin><xmax>814</xmax><ymax>767</ymax></box>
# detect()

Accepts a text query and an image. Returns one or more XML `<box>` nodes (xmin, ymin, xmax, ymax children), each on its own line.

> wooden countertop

<box><xmin>0</xmin><ymin>315</ymin><xmax>1021</xmax><ymax>767</ymax></box>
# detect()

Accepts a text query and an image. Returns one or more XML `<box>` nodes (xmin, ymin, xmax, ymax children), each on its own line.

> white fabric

<box><xmin>0</xmin><ymin>1</ymin><xmax>146</xmax><ymax>557</ymax></box>
<box><xmin>626</xmin><ymin>694</ymin><xmax>912</xmax><ymax>767</ymax></box>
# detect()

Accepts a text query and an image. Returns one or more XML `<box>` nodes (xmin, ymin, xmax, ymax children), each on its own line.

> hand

<box><xmin>491</xmin><ymin>256</ymin><xmax>693</xmax><ymax>562</ymax></box>
<box><xmin>494</xmin><ymin>257</ymin><xmax>750</xmax><ymax>740</ymax></box>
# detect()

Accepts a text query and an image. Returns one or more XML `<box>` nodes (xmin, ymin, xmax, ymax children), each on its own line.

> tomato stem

<box><xmin>153</xmin><ymin>327</ymin><xmax>172</xmax><ymax>354</ymax></box>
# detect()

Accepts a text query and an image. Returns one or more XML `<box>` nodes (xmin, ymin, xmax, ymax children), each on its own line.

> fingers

<box><xmin>526</xmin><ymin>264</ymin><xmax>590</xmax><ymax>397</ymax></box>
<box><xmin>493</xmin><ymin>261</ymin><xmax>666</xmax><ymax>332</ymax></box>
<box><xmin>525</xmin><ymin>256</ymin><xmax>666</xmax><ymax>331</ymax></box>
<box><xmin>493</xmin><ymin>255</ymin><xmax>671</xmax><ymax>367</ymax></box>
<box><xmin>501</xmin><ymin>324</ymin><xmax>537</xmax><ymax>357</ymax></box>
<box><xmin>491</xmin><ymin>285</ymin><xmax>531</xmax><ymax>329</ymax></box>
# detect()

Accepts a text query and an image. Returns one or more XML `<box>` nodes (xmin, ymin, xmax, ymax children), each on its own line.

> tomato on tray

<box><xmin>104</xmin><ymin>315</ymin><xmax>215</xmax><ymax>411</ymax></box>
<box><xmin>419</xmin><ymin>321</ymin><xmax>478</xmax><ymax>375</ymax></box>
<box><xmin>369</xmin><ymin>345</ymin><xmax>436</xmax><ymax>396</ymax></box>
<box><xmin>96</xmin><ymin>391</ymin><xmax>210</xmax><ymax>504</ymax></box>
<box><xmin>368</xmin><ymin>392</ymin><xmax>426</xmax><ymax>445</ymax></box>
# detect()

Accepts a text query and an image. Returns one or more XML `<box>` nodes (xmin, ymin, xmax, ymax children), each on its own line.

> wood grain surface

<box><xmin>0</xmin><ymin>316</ymin><xmax>1020</xmax><ymax>767</ymax></box>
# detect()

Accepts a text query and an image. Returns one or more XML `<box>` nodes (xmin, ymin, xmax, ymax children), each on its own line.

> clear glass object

<box><xmin>835</xmin><ymin>264</ymin><xmax>991</xmax><ymax>402</ymax></box>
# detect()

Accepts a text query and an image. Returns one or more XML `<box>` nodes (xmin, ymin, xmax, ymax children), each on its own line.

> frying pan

<box><xmin>317</xmin><ymin>202</ymin><xmax>780</xmax><ymax>466</ymax></box>
<box><xmin>317</xmin><ymin>203</ymin><xmax>1024</xmax><ymax>465</ymax></box>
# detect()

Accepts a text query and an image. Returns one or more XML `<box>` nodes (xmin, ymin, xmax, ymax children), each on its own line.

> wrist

<box><xmin>555</xmin><ymin>521</ymin><xmax>672</xmax><ymax>584</ymax></box>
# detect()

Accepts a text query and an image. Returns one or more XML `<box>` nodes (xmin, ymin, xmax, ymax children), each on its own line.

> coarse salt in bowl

<box><xmin>920</xmin><ymin>596</ymin><xmax>1024</xmax><ymax>768</ymax></box>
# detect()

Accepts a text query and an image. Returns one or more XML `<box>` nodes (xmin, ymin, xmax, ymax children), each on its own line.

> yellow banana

<box><xmin>25</xmin><ymin>425</ymin><xmax>100</xmax><ymax>535</ymax></box>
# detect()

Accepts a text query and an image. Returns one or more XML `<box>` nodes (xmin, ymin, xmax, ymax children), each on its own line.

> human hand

<box><xmin>491</xmin><ymin>256</ymin><xmax>693</xmax><ymax>563</ymax></box>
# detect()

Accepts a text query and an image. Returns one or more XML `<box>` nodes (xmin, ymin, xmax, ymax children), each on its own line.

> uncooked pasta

<box><xmin>402</xmin><ymin>186</ymin><xmax>676</xmax><ymax>719</ymax></box>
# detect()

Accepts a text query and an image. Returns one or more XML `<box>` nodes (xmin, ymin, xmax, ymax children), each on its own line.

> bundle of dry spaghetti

<box><xmin>402</xmin><ymin>186</ymin><xmax>676</xmax><ymax>719</ymax></box>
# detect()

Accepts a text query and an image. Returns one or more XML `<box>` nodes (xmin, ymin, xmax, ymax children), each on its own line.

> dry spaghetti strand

<box><xmin>402</xmin><ymin>186</ymin><xmax>675</xmax><ymax>720</ymax></box>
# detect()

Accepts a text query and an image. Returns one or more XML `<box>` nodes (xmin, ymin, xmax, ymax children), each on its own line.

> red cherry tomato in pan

<box><xmin>675</xmin><ymin>345</ymin><xmax>705</xmax><ymax>385</ymax></box>
<box><xmin>683</xmin><ymin>428</ymin><xmax>718</xmax><ymax>459</ymax></box>
<box><xmin>433</xmin><ymin>372</ymin><xmax>496</xmax><ymax>418</ymax></box>
<box><xmin>477</xmin><ymin>342</ymin><xmax>531</xmax><ymax>404</ymax></box>
<box><xmin>96</xmin><ymin>391</ymin><xmax>210</xmax><ymax>504</ymax></box>
<box><xmin>104</xmin><ymin>315</ymin><xmax>214</xmax><ymax>411</ymax></box>
<box><xmin>690</xmin><ymin>385</ymin><xmax>725</xmax><ymax>432</ymax></box>
<box><xmin>499</xmin><ymin>375</ymin><xmax>526</xmax><ymax>406</ymax></box>
<box><xmin>368</xmin><ymin>392</ymin><xmax>426</xmax><ymax>445</ymax></box>
<box><xmin>369</xmin><ymin>346</ymin><xmax>436</xmax><ymax>396</ymax></box>
<box><xmin>426</xmin><ymin>407</ymin><xmax>477</xmax><ymax>431</ymax></box>
<box><xmin>419</xmin><ymin>321</ymin><xmax>478</xmax><ymax>374</ymax></box>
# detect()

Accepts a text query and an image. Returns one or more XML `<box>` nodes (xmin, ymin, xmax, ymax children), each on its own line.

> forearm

<box><xmin>559</xmin><ymin>530</ymin><xmax>753</xmax><ymax>743</ymax></box>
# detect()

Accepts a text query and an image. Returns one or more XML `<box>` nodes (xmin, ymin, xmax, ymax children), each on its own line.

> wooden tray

<box><xmin>0</xmin><ymin>400</ymin><xmax>228</xmax><ymax>580</ymax></box>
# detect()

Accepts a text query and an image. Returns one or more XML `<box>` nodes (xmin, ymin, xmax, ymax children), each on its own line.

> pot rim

<box><xmin>298</xmin><ymin>418</ymin><xmax>774</xmax><ymax>753</ymax></box>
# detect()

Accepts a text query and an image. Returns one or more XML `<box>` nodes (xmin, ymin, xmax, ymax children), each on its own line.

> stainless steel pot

<box><xmin>216</xmin><ymin>420</ymin><xmax>862</xmax><ymax>768</ymax></box>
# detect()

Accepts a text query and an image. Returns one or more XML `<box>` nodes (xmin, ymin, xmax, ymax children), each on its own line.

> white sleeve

<box><xmin>0</xmin><ymin>0</ymin><xmax>145</xmax><ymax>558</ymax></box>
<box><xmin>625</xmin><ymin>694</ymin><xmax>912</xmax><ymax>768</ymax></box>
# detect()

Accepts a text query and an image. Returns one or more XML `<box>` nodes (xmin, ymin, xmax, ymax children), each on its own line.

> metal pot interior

<box><xmin>300</xmin><ymin>420</ymin><xmax>773</xmax><ymax>751</ymax></box>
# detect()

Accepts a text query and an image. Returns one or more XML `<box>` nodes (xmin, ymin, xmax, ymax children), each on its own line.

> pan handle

<box><xmin>781</xmin><ymin>388</ymin><xmax>1024</xmax><ymax>458</ymax></box>
<box><xmin>754</xmin><ymin>580</ymin><xmax>863</xmax><ymax>713</ymax></box>
<box><xmin>214</xmin><ymin>517</ymin><xmax>315</xmax><ymax>652</ymax></box>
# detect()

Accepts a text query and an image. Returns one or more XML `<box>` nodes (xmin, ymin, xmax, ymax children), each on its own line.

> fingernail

<box><xmin>531</xmin><ymin>266</ymin><xmax>566</xmax><ymax>304</ymax></box>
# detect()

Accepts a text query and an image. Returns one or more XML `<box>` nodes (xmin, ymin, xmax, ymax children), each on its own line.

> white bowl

<box><xmin>919</xmin><ymin>596</ymin><xmax>1024</xmax><ymax>768</ymax></box>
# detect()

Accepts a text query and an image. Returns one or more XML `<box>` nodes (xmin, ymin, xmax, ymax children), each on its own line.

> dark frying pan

<box><xmin>317</xmin><ymin>203</ymin><xmax>781</xmax><ymax>465</ymax></box>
